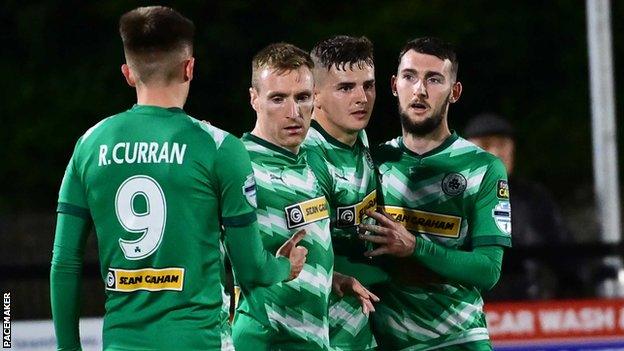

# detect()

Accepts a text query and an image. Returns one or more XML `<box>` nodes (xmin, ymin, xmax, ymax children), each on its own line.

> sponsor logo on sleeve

<box><xmin>383</xmin><ymin>206</ymin><xmax>462</xmax><ymax>238</ymax></box>
<box><xmin>336</xmin><ymin>190</ymin><xmax>377</xmax><ymax>227</ymax></box>
<box><xmin>284</xmin><ymin>196</ymin><xmax>329</xmax><ymax>229</ymax></box>
<box><xmin>242</xmin><ymin>174</ymin><xmax>257</xmax><ymax>208</ymax></box>
<box><xmin>441</xmin><ymin>172</ymin><xmax>467</xmax><ymax>197</ymax></box>
<box><xmin>492</xmin><ymin>201</ymin><xmax>512</xmax><ymax>235</ymax></box>
<box><xmin>106</xmin><ymin>267</ymin><xmax>185</xmax><ymax>292</ymax></box>
<box><xmin>497</xmin><ymin>180</ymin><xmax>510</xmax><ymax>199</ymax></box>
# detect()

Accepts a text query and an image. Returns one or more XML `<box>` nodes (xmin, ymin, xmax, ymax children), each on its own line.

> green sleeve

<box><xmin>305</xmin><ymin>148</ymin><xmax>334</xmax><ymax>201</ymax></box>
<box><xmin>412</xmin><ymin>239</ymin><xmax>504</xmax><ymax>290</ymax></box>
<box><xmin>50</xmin><ymin>213</ymin><xmax>91</xmax><ymax>351</ymax></box>
<box><xmin>57</xmin><ymin>139</ymin><xmax>89</xmax><ymax>211</ymax></box>
<box><xmin>216</xmin><ymin>135</ymin><xmax>290</xmax><ymax>286</ymax></box>
<box><xmin>52</xmin><ymin>142</ymin><xmax>91</xmax><ymax>350</ymax></box>
<box><xmin>471</xmin><ymin>158</ymin><xmax>512</xmax><ymax>247</ymax></box>
<box><xmin>224</xmin><ymin>221</ymin><xmax>291</xmax><ymax>287</ymax></box>
<box><xmin>216</xmin><ymin>135</ymin><xmax>258</xmax><ymax>227</ymax></box>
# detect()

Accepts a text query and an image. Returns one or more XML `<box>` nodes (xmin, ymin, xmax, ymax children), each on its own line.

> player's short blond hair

<box><xmin>251</xmin><ymin>43</ymin><xmax>314</xmax><ymax>91</ymax></box>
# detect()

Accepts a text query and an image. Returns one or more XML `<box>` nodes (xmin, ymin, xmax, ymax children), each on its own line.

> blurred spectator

<box><xmin>464</xmin><ymin>113</ymin><xmax>579</xmax><ymax>300</ymax></box>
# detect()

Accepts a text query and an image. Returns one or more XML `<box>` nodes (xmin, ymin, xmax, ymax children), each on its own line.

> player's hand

<box><xmin>276</xmin><ymin>229</ymin><xmax>308</xmax><ymax>281</ymax></box>
<box><xmin>332</xmin><ymin>272</ymin><xmax>380</xmax><ymax>316</ymax></box>
<box><xmin>358</xmin><ymin>209</ymin><xmax>416</xmax><ymax>258</ymax></box>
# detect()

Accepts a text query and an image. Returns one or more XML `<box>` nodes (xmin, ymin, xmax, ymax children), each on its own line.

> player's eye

<box><xmin>296</xmin><ymin>94</ymin><xmax>311</xmax><ymax>102</ymax></box>
<box><xmin>364</xmin><ymin>82</ymin><xmax>375</xmax><ymax>90</ymax></box>
<box><xmin>428</xmin><ymin>76</ymin><xmax>443</xmax><ymax>84</ymax></box>
<box><xmin>338</xmin><ymin>85</ymin><xmax>352</xmax><ymax>92</ymax></box>
<box><xmin>402</xmin><ymin>73</ymin><xmax>414</xmax><ymax>81</ymax></box>
<box><xmin>271</xmin><ymin>96</ymin><xmax>284</xmax><ymax>103</ymax></box>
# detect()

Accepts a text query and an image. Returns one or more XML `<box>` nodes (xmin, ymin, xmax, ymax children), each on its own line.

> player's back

<box><xmin>71</xmin><ymin>105</ymin><xmax>232</xmax><ymax>350</ymax></box>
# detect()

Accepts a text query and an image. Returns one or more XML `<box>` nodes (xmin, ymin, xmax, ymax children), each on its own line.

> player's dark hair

<box><xmin>251</xmin><ymin>43</ymin><xmax>314</xmax><ymax>90</ymax></box>
<box><xmin>310</xmin><ymin>35</ymin><xmax>374</xmax><ymax>71</ymax></box>
<box><xmin>398</xmin><ymin>37</ymin><xmax>458</xmax><ymax>79</ymax></box>
<box><xmin>119</xmin><ymin>6</ymin><xmax>195</xmax><ymax>83</ymax></box>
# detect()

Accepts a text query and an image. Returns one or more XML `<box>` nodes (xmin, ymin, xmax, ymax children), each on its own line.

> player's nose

<box><xmin>354</xmin><ymin>86</ymin><xmax>368</xmax><ymax>104</ymax></box>
<box><xmin>286</xmin><ymin>99</ymin><xmax>301</xmax><ymax>119</ymax></box>
<box><xmin>414</xmin><ymin>79</ymin><xmax>427</xmax><ymax>97</ymax></box>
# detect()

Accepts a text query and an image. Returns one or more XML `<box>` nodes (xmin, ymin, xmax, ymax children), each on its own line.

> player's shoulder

<box><xmin>182</xmin><ymin>115</ymin><xmax>238</xmax><ymax>150</ymax></box>
<box><xmin>303</xmin><ymin>122</ymin><xmax>329</xmax><ymax>149</ymax></box>
<box><xmin>371</xmin><ymin>137</ymin><xmax>402</xmax><ymax>164</ymax></box>
<box><xmin>452</xmin><ymin>135</ymin><xmax>504</xmax><ymax>167</ymax></box>
<box><xmin>302</xmin><ymin>129</ymin><xmax>330</xmax><ymax>159</ymax></box>
<box><xmin>74</xmin><ymin>111</ymin><xmax>125</xmax><ymax>149</ymax></box>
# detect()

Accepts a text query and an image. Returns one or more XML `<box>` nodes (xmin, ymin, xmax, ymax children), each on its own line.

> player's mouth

<box><xmin>408</xmin><ymin>101</ymin><xmax>429</xmax><ymax>114</ymax></box>
<box><xmin>350</xmin><ymin>109</ymin><xmax>368</xmax><ymax>119</ymax></box>
<box><xmin>284</xmin><ymin>125</ymin><xmax>304</xmax><ymax>135</ymax></box>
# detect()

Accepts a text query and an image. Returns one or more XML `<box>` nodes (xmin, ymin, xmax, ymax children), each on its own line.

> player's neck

<box><xmin>312</xmin><ymin>111</ymin><xmax>358</xmax><ymax>147</ymax></box>
<box><xmin>135</xmin><ymin>85</ymin><xmax>188</xmax><ymax>109</ymax></box>
<box><xmin>402</xmin><ymin>121</ymin><xmax>451</xmax><ymax>155</ymax></box>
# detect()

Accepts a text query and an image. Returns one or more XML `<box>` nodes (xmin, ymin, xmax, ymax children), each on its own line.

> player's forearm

<box><xmin>50</xmin><ymin>269</ymin><xmax>82</xmax><ymax>351</ymax></box>
<box><xmin>225</xmin><ymin>222</ymin><xmax>290</xmax><ymax>287</ymax></box>
<box><xmin>412</xmin><ymin>239</ymin><xmax>503</xmax><ymax>290</ymax></box>
<box><xmin>50</xmin><ymin>213</ymin><xmax>90</xmax><ymax>351</ymax></box>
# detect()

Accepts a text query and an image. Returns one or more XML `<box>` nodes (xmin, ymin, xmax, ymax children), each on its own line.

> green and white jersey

<box><xmin>371</xmin><ymin>132</ymin><xmax>511</xmax><ymax>351</ymax></box>
<box><xmin>236</xmin><ymin>133</ymin><xmax>334</xmax><ymax>350</ymax></box>
<box><xmin>57</xmin><ymin>104</ymin><xmax>256</xmax><ymax>350</ymax></box>
<box><xmin>303</xmin><ymin>120</ymin><xmax>388</xmax><ymax>351</ymax></box>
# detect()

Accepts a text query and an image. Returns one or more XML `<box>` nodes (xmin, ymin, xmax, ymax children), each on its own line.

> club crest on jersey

<box><xmin>497</xmin><ymin>179</ymin><xmax>510</xmax><ymax>199</ymax></box>
<box><xmin>284</xmin><ymin>196</ymin><xmax>329</xmax><ymax>229</ymax></box>
<box><xmin>492</xmin><ymin>201</ymin><xmax>512</xmax><ymax>235</ymax></box>
<box><xmin>242</xmin><ymin>174</ymin><xmax>257</xmax><ymax>208</ymax></box>
<box><xmin>441</xmin><ymin>172</ymin><xmax>467</xmax><ymax>196</ymax></box>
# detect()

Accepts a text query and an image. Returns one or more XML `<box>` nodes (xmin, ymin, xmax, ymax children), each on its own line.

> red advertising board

<box><xmin>485</xmin><ymin>299</ymin><xmax>624</xmax><ymax>349</ymax></box>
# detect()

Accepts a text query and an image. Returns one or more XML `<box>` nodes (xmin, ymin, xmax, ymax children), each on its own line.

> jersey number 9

<box><xmin>115</xmin><ymin>175</ymin><xmax>167</xmax><ymax>260</ymax></box>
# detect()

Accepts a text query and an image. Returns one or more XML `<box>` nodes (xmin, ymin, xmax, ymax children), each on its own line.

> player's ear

<box><xmin>449</xmin><ymin>81</ymin><xmax>462</xmax><ymax>103</ymax></box>
<box><xmin>313</xmin><ymin>87</ymin><xmax>323</xmax><ymax>110</ymax></box>
<box><xmin>121</xmin><ymin>64</ymin><xmax>136</xmax><ymax>87</ymax></box>
<box><xmin>390</xmin><ymin>75</ymin><xmax>398</xmax><ymax>97</ymax></box>
<box><xmin>249</xmin><ymin>87</ymin><xmax>259</xmax><ymax>112</ymax></box>
<box><xmin>184</xmin><ymin>57</ymin><xmax>195</xmax><ymax>82</ymax></box>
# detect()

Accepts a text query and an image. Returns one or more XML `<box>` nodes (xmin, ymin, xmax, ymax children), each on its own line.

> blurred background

<box><xmin>1</xmin><ymin>0</ymin><xmax>624</xmax><ymax>349</ymax></box>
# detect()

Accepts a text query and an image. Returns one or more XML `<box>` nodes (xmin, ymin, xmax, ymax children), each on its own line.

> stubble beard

<box><xmin>398</xmin><ymin>92</ymin><xmax>451</xmax><ymax>137</ymax></box>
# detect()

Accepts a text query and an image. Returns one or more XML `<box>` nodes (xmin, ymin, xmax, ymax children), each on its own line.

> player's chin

<box><xmin>345</xmin><ymin>114</ymin><xmax>370</xmax><ymax>131</ymax></box>
<box><xmin>405</xmin><ymin>111</ymin><xmax>431</xmax><ymax>124</ymax></box>
<box><xmin>281</xmin><ymin>135</ymin><xmax>305</xmax><ymax>150</ymax></box>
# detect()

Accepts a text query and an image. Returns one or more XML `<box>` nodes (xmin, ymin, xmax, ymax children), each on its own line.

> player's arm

<box><xmin>360</xmin><ymin>159</ymin><xmax>511</xmax><ymax>290</ymax></box>
<box><xmin>359</xmin><ymin>211</ymin><xmax>503</xmax><ymax>290</ymax></box>
<box><xmin>217</xmin><ymin>136</ymin><xmax>304</xmax><ymax>286</ymax></box>
<box><xmin>409</xmin><ymin>241</ymin><xmax>503</xmax><ymax>290</ymax></box>
<box><xmin>50</xmin><ymin>148</ymin><xmax>90</xmax><ymax>351</ymax></box>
